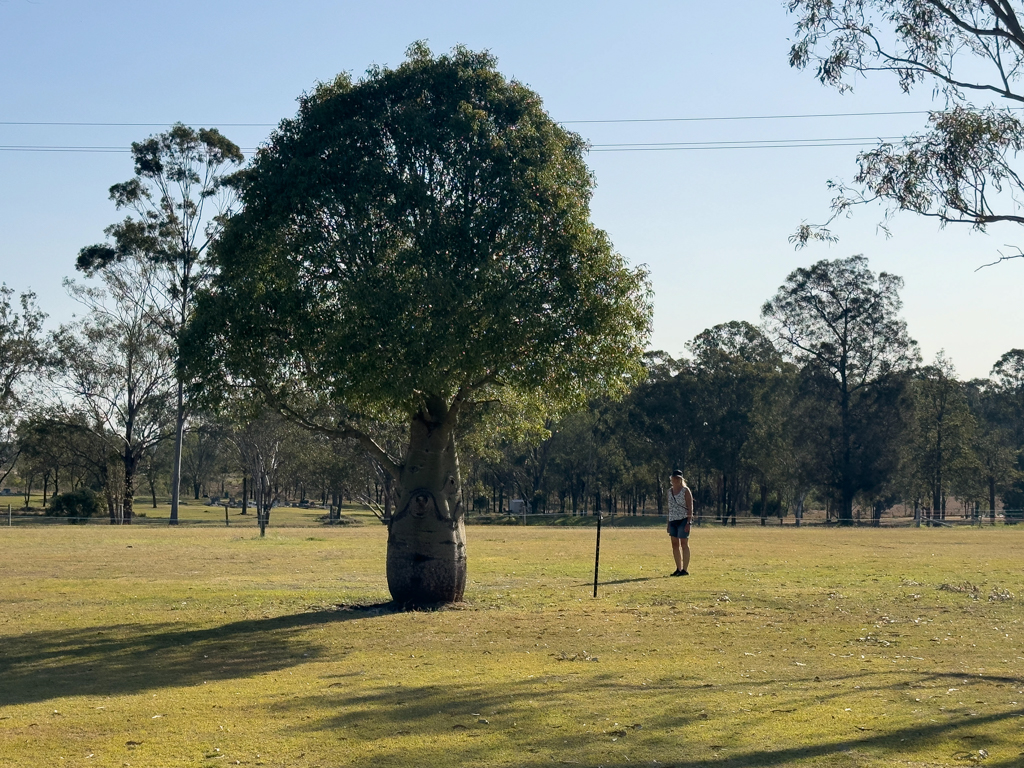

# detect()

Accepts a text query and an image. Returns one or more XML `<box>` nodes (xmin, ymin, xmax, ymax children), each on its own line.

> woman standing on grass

<box><xmin>667</xmin><ymin>470</ymin><xmax>693</xmax><ymax>576</ymax></box>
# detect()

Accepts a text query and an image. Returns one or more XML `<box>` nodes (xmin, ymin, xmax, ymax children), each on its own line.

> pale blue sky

<box><xmin>1</xmin><ymin>0</ymin><xmax>1020</xmax><ymax>379</ymax></box>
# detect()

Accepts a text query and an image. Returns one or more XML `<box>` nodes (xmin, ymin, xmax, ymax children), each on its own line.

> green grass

<box><xmin>1</xmin><ymin>526</ymin><xmax>1022</xmax><ymax>767</ymax></box>
<box><xmin>2</xmin><ymin>498</ymin><xmax>380</xmax><ymax>527</ymax></box>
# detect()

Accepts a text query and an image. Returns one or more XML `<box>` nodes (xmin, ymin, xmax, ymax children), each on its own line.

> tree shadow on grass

<box><xmin>278</xmin><ymin>669</ymin><xmax>1024</xmax><ymax>768</ymax></box>
<box><xmin>0</xmin><ymin>602</ymin><xmax>398</xmax><ymax>707</ymax></box>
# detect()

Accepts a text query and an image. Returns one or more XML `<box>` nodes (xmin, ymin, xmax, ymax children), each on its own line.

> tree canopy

<box><xmin>189</xmin><ymin>44</ymin><xmax>650</xmax><ymax>454</ymax></box>
<box><xmin>762</xmin><ymin>255</ymin><xmax>919</xmax><ymax>522</ymax></box>
<box><xmin>186</xmin><ymin>44</ymin><xmax>652</xmax><ymax>603</ymax></box>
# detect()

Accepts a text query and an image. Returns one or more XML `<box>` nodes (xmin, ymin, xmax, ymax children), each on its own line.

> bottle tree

<box><xmin>185</xmin><ymin>44</ymin><xmax>652</xmax><ymax>604</ymax></box>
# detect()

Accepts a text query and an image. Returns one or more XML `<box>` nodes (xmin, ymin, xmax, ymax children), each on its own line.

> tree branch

<box><xmin>262</xmin><ymin>390</ymin><xmax>402</xmax><ymax>480</ymax></box>
<box><xmin>975</xmin><ymin>244</ymin><xmax>1024</xmax><ymax>270</ymax></box>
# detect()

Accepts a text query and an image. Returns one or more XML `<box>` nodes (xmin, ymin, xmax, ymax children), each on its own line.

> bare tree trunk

<box><xmin>989</xmin><ymin>477</ymin><xmax>996</xmax><ymax>524</ymax></box>
<box><xmin>169</xmin><ymin>381</ymin><xmax>185</xmax><ymax>525</ymax></box>
<box><xmin>123</xmin><ymin>449</ymin><xmax>136</xmax><ymax>524</ymax></box>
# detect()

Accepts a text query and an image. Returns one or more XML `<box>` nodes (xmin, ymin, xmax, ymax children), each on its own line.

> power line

<box><xmin>0</xmin><ymin>136</ymin><xmax>900</xmax><ymax>155</ymax></box>
<box><xmin>0</xmin><ymin>109</ymin><xmax>940</xmax><ymax>129</ymax></box>
<box><xmin>564</xmin><ymin>110</ymin><xmax>933</xmax><ymax>124</ymax></box>
<box><xmin>590</xmin><ymin>135</ymin><xmax>904</xmax><ymax>148</ymax></box>
<box><xmin>0</xmin><ymin>145</ymin><xmax>259</xmax><ymax>154</ymax></box>
<box><xmin>0</xmin><ymin>122</ymin><xmax>277</xmax><ymax>127</ymax></box>
<box><xmin>590</xmin><ymin>141</ymin><xmax>883</xmax><ymax>152</ymax></box>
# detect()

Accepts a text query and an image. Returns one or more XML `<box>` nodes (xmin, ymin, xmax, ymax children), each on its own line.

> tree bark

<box><xmin>839</xmin><ymin>364</ymin><xmax>855</xmax><ymax>525</ymax></box>
<box><xmin>989</xmin><ymin>476</ymin><xmax>996</xmax><ymax>524</ymax></box>
<box><xmin>386</xmin><ymin>409</ymin><xmax>466</xmax><ymax>605</ymax></box>
<box><xmin>169</xmin><ymin>381</ymin><xmax>185</xmax><ymax>525</ymax></box>
<box><xmin>123</xmin><ymin>448</ymin><xmax>136</xmax><ymax>524</ymax></box>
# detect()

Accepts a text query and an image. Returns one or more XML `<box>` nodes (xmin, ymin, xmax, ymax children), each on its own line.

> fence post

<box><xmin>593</xmin><ymin>515</ymin><xmax>602</xmax><ymax>598</ymax></box>
<box><xmin>224</xmin><ymin>503</ymin><xmax>230</xmax><ymax>527</ymax></box>
<box><xmin>7</xmin><ymin>503</ymin><xmax>10</xmax><ymax>526</ymax></box>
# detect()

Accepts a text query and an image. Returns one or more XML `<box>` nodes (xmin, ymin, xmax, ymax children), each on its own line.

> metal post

<box><xmin>593</xmin><ymin>515</ymin><xmax>602</xmax><ymax>598</ymax></box>
<box><xmin>224</xmin><ymin>503</ymin><xmax>230</xmax><ymax>527</ymax></box>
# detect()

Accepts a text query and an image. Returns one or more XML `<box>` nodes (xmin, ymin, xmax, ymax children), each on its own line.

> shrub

<box><xmin>47</xmin><ymin>489</ymin><xmax>101</xmax><ymax>523</ymax></box>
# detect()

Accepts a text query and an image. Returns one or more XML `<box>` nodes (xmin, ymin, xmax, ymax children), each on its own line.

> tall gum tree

<box><xmin>185</xmin><ymin>45</ymin><xmax>652</xmax><ymax>605</ymax></box>
<box><xmin>762</xmin><ymin>255</ymin><xmax>919</xmax><ymax>523</ymax></box>
<box><xmin>77</xmin><ymin>125</ymin><xmax>244</xmax><ymax>525</ymax></box>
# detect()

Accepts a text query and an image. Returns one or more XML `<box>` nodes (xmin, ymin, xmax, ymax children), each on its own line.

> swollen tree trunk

<box><xmin>386</xmin><ymin>407</ymin><xmax>466</xmax><ymax>605</ymax></box>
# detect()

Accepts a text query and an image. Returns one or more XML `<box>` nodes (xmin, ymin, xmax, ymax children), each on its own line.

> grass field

<box><xmin>1</xmin><ymin>525</ymin><xmax>1022</xmax><ymax>768</ymax></box>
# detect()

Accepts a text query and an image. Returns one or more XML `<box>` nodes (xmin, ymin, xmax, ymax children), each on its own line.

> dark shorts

<box><xmin>668</xmin><ymin>518</ymin><xmax>690</xmax><ymax>539</ymax></box>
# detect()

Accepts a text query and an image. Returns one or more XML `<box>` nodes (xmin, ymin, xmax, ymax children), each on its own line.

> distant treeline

<box><xmin>3</xmin><ymin>256</ymin><xmax>1022</xmax><ymax>526</ymax></box>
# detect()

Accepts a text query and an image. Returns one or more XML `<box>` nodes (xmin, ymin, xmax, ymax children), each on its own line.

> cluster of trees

<box><xmin>461</xmin><ymin>257</ymin><xmax>1024</xmax><ymax>527</ymax></box>
<box><xmin>7</xmin><ymin>247</ymin><xmax>1020</xmax><ymax>532</ymax></box>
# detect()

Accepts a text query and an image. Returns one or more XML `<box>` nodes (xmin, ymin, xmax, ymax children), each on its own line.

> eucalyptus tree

<box><xmin>684</xmin><ymin>322</ymin><xmax>797</xmax><ymax>524</ymax></box>
<box><xmin>906</xmin><ymin>354</ymin><xmax>980</xmax><ymax>519</ymax></box>
<box><xmin>180</xmin><ymin>418</ymin><xmax>224</xmax><ymax>500</ymax></box>
<box><xmin>762</xmin><ymin>255</ymin><xmax>919</xmax><ymax>523</ymax></box>
<box><xmin>0</xmin><ymin>286</ymin><xmax>47</xmax><ymax>486</ymax></box>
<box><xmin>51</xmin><ymin>259</ymin><xmax>176</xmax><ymax>523</ymax></box>
<box><xmin>991</xmin><ymin>349</ymin><xmax>1024</xmax><ymax>445</ymax></box>
<box><xmin>76</xmin><ymin>124</ymin><xmax>244</xmax><ymax>524</ymax></box>
<box><xmin>228</xmin><ymin>406</ymin><xmax>299</xmax><ymax>537</ymax></box>
<box><xmin>966</xmin><ymin>374</ymin><xmax>1021</xmax><ymax>518</ymax></box>
<box><xmin>185</xmin><ymin>45</ymin><xmax>651</xmax><ymax>604</ymax></box>
<box><xmin>788</xmin><ymin>1</ymin><xmax>1024</xmax><ymax>256</ymax></box>
<box><xmin>989</xmin><ymin>349</ymin><xmax>1024</xmax><ymax>509</ymax></box>
<box><xmin>617</xmin><ymin>352</ymin><xmax>700</xmax><ymax>514</ymax></box>
<box><xmin>545</xmin><ymin>411</ymin><xmax>600</xmax><ymax>516</ymax></box>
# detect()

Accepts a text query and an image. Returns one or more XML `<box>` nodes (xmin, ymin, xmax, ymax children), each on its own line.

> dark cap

<box><xmin>671</xmin><ymin>470</ymin><xmax>684</xmax><ymax>478</ymax></box>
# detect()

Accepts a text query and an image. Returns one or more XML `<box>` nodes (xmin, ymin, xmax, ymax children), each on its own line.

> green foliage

<box><xmin>904</xmin><ymin>353</ymin><xmax>981</xmax><ymax>512</ymax></box>
<box><xmin>76</xmin><ymin>124</ymin><xmax>244</xmax><ymax>275</ymax></box>
<box><xmin>0</xmin><ymin>285</ymin><xmax>47</xmax><ymax>413</ymax></box>
<box><xmin>763</xmin><ymin>256</ymin><xmax>918</xmax><ymax>520</ymax></box>
<box><xmin>788</xmin><ymin>2</ymin><xmax>1024</xmax><ymax>249</ymax></box>
<box><xmin>187</xmin><ymin>44</ymin><xmax>651</xmax><ymax>431</ymax></box>
<box><xmin>0</xmin><ymin>285</ymin><xmax>48</xmax><ymax>486</ymax></box>
<box><xmin>46</xmin><ymin>488</ymin><xmax>100</xmax><ymax>521</ymax></box>
<box><xmin>76</xmin><ymin>122</ymin><xmax>245</xmax><ymax>522</ymax></box>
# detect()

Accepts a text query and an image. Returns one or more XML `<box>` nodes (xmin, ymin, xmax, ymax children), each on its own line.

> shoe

<box><xmin>671</xmin><ymin>569</ymin><xmax>682</xmax><ymax>577</ymax></box>
<box><xmin>680</xmin><ymin>569</ymin><xmax>689</xmax><ymax>576</ymax></box>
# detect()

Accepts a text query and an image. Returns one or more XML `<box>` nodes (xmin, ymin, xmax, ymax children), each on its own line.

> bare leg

<box><xmin>671</xmin><ymin>537</ymin><xmax>682</xmax><ymax>572</ymax></box>
<box><xmin>681</xmin><ymin>539</ymin><xmax>690</xmax><ymax>572</ymax></box>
